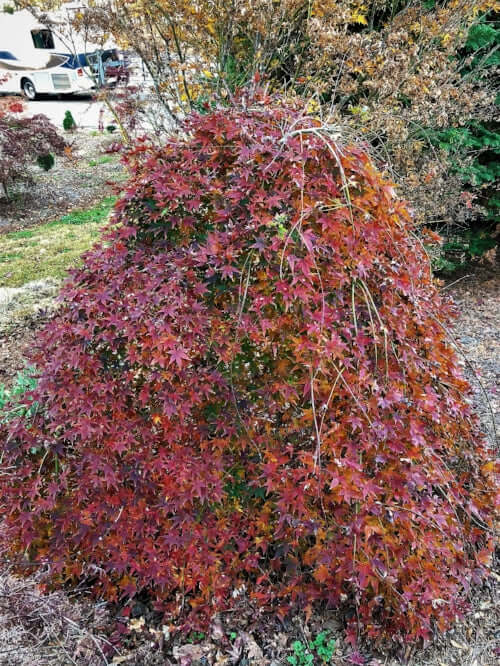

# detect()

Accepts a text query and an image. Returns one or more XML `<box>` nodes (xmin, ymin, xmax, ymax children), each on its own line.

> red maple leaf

<box><xmin>168</xmin><ymin>346</ymin><xmax>190</xmax><ymax>368</ymax></box>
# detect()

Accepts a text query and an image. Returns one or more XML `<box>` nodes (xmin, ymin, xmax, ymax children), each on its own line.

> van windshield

<box><xmin>31</xmin><ymin>29</ymin><xmax>55</xmax><ymax>50</ymax></box>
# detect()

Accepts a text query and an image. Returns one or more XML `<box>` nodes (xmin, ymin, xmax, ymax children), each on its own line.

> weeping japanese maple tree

<box><xmin>0</xmin><ymin>94</ymin><xmax>497</xmax><ymax>646</ymax></box>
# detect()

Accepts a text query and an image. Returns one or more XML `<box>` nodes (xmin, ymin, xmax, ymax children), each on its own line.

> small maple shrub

<box><xmin>0</xmin><ymin>96</ymin><xmax>497</xmax><ymax>645</ymax></box>
<box><xmin>0</xmin><ymin>99</ymin><xmax>66</xmax><ymax>197</ymax></box>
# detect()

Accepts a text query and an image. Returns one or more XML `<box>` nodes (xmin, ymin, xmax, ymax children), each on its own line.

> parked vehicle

<box><xmin>87</xmin><ymin>48</ymin><xmax>130</xmax><ymax>87</ymax></box>
<box><xmin>0</xmin><ymin>9</ymin><xmax>126</xmax><ymax>99</ymax></box>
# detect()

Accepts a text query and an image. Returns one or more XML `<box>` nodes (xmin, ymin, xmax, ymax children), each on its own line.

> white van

<box><xmin>0</xmin><ymin>9</ymin><xmax>97</xmax><ymax>98</ymax></box>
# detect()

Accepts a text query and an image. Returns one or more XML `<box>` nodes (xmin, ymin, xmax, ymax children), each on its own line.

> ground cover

<box><xmin>0</xmin><ymin>196</ymin><xmax>115</xmax><ymax>288</ymax></box>
<box><xmin>0</xmin><ymin>128</ymin><xmax>122</xmax><ymax>386</ymax></box>
<box><xmin>0</xmin><ymin>130</ymin><xmax>125</xmax><ymax>232</ymax></box>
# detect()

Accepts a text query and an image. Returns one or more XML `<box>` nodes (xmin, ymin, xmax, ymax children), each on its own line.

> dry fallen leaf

<box><xmin>173</xmin><ymin>643</ymin><xmax>210</xmax><ymax>664</ymax></box>
<box><xmin>128</xmin><ymin>616</ymin><xmax>145</xmax><ymax>632</ymax></box>
<box><xmin>211</xmin><ymin>616</ymin><xmax>225</xmax><ymax>641</ymax></box>
<box><xmin>241</xmin><ymin>631</ymin><xmax>264</xmax><ymax>662</ymax></box>
<box><xmin>227</xmin><ymin>635</ymin><xmax>244</xmax><ymax>663</ymax></box>
<box><xmin>214</xmin><ymin>650</ymin><xmax>230</xmax><ymax>665</ymax></box>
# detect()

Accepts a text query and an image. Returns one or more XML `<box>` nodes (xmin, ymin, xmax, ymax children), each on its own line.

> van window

<box><xmin>31</xmin><ymin>29</ymin><xmax>55</xmax><ymax>50</ymax></box>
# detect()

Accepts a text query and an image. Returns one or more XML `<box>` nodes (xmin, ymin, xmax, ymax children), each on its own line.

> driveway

<box><xmin>20</xmin><ymin>93</ymin><xmax>114</xmax><ymax>130</ymax></box>
<box><xmin>16</xmin><ymin>60</ymin><xmax>154</xmax><ymax>131</ymax></box>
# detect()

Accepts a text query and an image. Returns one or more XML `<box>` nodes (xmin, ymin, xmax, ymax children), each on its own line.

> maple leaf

<box><xmin>313</xmin><ymin>564</ymin><xmax>329</xmax><ymax>583</ymax></box>
<box><xmin>220</xmin><ymin>264</ymin><xmax>239</xmax><ymax>280</ymax></box>
<box><xmin>168</xmin><ymin>347</ymin><xmax>190</xmax><ymax>368</ymax></box>
<box><xmin>8</xmin><ymin>102</ymin><xmax>23</xmax><ymax>113</ymax></box>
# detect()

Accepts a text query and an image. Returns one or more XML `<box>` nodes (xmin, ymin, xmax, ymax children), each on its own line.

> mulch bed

<box><xmin>0</xmin><ymin>310</ymin><xmax>51</xmax><ymax>387</ymax></box>
<box><xmin>447</xmin><ymin>266</ymin><xmax>499</xmax><ymax>448</ymax></box>
<box><xmin>0</xmin><ymin>130</ymin><xmax>125</xmax><ymax>233</ymax></box>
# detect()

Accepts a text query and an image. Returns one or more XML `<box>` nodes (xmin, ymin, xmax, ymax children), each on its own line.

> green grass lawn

<box><xmin>0</xmin><ymin>197</ymin><xmax>116</xmax><ymax>288</ymax></box>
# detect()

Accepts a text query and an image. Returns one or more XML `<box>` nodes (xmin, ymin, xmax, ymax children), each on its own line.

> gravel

<box><xmin>446</xmin><ymin>267</ymin><xmax>499</xmax><ymax>450</ymax></box>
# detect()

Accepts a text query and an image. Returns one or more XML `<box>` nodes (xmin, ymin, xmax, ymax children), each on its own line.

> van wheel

<box><xmin>22</xmin><ymin>79</ymin><xmax>37</xmax><ymax>100</ymax></box>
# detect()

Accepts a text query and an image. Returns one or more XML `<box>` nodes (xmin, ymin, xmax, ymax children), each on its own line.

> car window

<box><xmin>31</xmin><ymin>29</ymin><xmax>55</xmax><ymax>50</ymax></box>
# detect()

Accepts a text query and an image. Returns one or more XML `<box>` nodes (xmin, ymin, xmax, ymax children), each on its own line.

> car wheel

<box><xmin>22</xmin><ymin>79</ymin><xmax>37</xmax><ymax>100</ymax></box>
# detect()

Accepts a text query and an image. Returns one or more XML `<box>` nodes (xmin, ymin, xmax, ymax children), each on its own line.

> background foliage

<box><xmin>20</xmin><ymin>0</ymin><xmax>500</xmax><ymax>263</ymax></box>
<box><xmin>424</xmin><ymin>9</ymin><xmax>499</xmax><ymax>269</ymax></box>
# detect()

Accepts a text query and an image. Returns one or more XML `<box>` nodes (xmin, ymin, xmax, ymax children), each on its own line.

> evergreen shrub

<box><xmin>63</xmin><ymin>110</ymin><xmax>77</xmax><ymax>132</ymax></box>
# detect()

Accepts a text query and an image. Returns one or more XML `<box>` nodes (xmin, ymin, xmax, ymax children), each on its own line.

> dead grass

<box><xmin>0</xmin><ymin>197</ymin><xmax>115</xmax><ymax>288</ymax></box>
